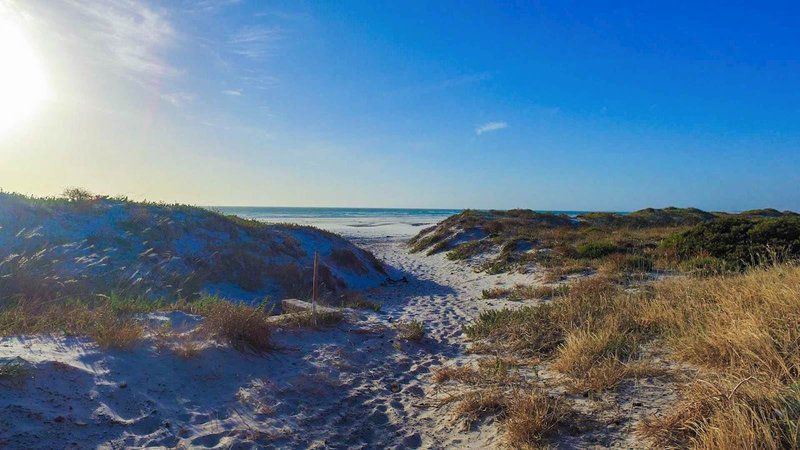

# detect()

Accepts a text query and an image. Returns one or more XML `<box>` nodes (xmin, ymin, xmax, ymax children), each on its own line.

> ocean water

<box><xmin>211</xmin><ymin>207</ymin><xmax>591</xmax><ymax>239</ymax></box>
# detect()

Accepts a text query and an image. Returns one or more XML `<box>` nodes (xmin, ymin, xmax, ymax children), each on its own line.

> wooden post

<box><xmin>312</xmin><ymin>251</ymin><xmax>318</xmax><ymax>327</ymax></box>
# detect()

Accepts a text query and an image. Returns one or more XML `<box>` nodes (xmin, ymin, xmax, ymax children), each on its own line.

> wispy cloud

<box><xmin>391</xmin><ymin>71</ymin><xmax>492</xmax><ymax>98</ymax></box>
<box><xmin>222</xmin><ymin>89</ymin><xmax>242</xmax><ymax>96</ymax></box>
<box><xmin>183</xmin><ymin>0</ymin><xmax>241</xmax><ymax>13</ymax></box>
<box><xmin>475</xmin><ymin>121</ymin><xmax>508</xmax><ymax>135</ymax></box>
<box><xmin>63</xmin><ymin>0</ymin><xmax>178</xmax><ymax>81</ymax></box>
<box><xmin>229</xmin><ymin>25</ymin><xmax>282</xmax><ymax>59</ymax></box>
<box><xmin>160</xmin><ymin>91</ymin><xmax>195</xmax><ymax>107</ymax></box>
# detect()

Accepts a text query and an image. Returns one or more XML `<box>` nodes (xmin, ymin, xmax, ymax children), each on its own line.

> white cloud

<box><xmin>229</xmin><ymin>25</ymin><xmax>282</xmax><ymax>59</ymax></box>
<box><xmin>160</xmin><ymin>91</ymin><xmax>195</xmax><ymax>107</ymax></box>
<box><xmin>475</xmin><ymin>121</ymin><xmax>508</xmax><ymax>135</ymax></box>
<box><xmin>62</xmin><ymin>0</ymin><xmax>178</xmax><ymax>81</ymax></box>
<box><xmin>184</xmin><ymin>0</ymin><xmax>242</xmax><ymax>13</ymax></box>
<box><xmin>222</xmin><ymin>89</ymin><xmax>242</xmax><ymax>96</ymax></box>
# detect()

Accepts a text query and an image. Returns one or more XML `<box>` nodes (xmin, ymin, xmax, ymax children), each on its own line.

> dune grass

<box><xmin>0</xmin><ymin>297</ymin><xmax>146</xmax><ymax>349</ymax></box>
<box><xmin>339</xmin><ymin>291</ymin><xmax>381</xmax><ymax>312</ymax></box>
<box><xmin>395</xmin><ymin>320</ymin><xmax>425</xmax><ymax>341</ymax></box>
<box><xmin>199</xmin><ymin>301</ymin><xmax>273</xmax><ymax>353</ymax></box>
<box><xmin>0</xmin><ymin>295</ymin><xmax>276</xmax><ymax>353</ymax></box>
<box><xmin>481</xmin><ymin>283</ymin><xmax>569</xmax><ymax>301</ymax></box>
<box><xmin>463</xmin><ymin>263</ymin><xmax>800</xmax><ymax>447</ymax></box>
<box><xmin>432</xmin><ymin>358</ymin><xmax>572</xmax><ymax>446</ymax></box>
<box><xmin>636</xmin><ymin>264</ymin><xmax>800</xmax><ymax>448</ymax></box>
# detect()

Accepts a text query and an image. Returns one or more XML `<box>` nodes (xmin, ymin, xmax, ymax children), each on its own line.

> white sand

<box><xmin>0</xmin><ymin>227</ymin><xmax>672</xmax><ymax>448</ymax></box>
<box><xmin>0</xmin><ymin>223</ymin><xmax>543</xmax><ymax>449</ymax></box>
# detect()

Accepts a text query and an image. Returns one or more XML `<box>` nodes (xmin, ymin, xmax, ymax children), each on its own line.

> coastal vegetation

<box><xmin>421</xmin><ymin>207</ymin><xmax>800</xmax><ymax>447</ymax></box>
<box><xmin>409</xmin><ymin>207</ymin><xmax>800</xmax><ymax>281</ymax></box>
<box><xmin>440</xmin><ymin>259</ymin><xmax>800</xmax><ymax>448</ymax></box>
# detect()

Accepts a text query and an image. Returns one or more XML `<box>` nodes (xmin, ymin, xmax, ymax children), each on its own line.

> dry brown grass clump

<box><xmin>641</xmin><ymin>376</ymin><xmax>800</xmax><ymax>449</ymax></box>
<box><xmin>0</xmin><ymin>299</ymin><xmax>144</xmax><ymax>349</ymax></box>
<box><xmin>642</xmin><ymin>265</ymin><xmax>800</xmax><ymax>377</ymax></box>
<box><xmin>551</xmin><ymin>320</ymin><xmax>645</xmax><ymax>392</ymax></box>
<box><xmin>432</xmin><ymin>357</ymin><xmax>521</xmax><ymax>386</ymax></box>
<box><xmin>636</xmin><ymin>264</ymin><xmax>800</xmax><ymax>448</ymax></box>
<box><xmin>172</xmin><ymin>341</ymin><xmax>202</xmax><ymax>359</ymax></box>
<box><xmin>481</xmin><ymin>283</ymin><xmax>568</xmax><ymax>301</ymax></box>
<box><xmin>200</xmin><ymin>302</ymin><xmax>272</xmax><ymax>353</ymax></box>
<box><xmin>437</xmin><ymin>381</ymin><xmax>572</xmax><ymax>447</ymax></box>
<box><xmin>447</xmin><ymin>388</ymin><xmax>506</xmax><ymax>427</ymax></box>
<box><xmin>396</xmin><ymin>320</ymin><xmax>425</xmax><ymax>341</ymax></box>
<box><xmin>503</xmin><ymin>390</ymin><xmax>572</xmax><ymax>448</ymax></box>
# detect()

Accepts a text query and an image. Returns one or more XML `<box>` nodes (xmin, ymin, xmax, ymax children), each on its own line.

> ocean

<box><xmin>211</xmin><ymin>207</ymin><xmax>592</xmax><ymax>239</ymax></box>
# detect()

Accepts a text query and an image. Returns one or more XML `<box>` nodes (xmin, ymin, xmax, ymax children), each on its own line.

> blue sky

<box><xmin>1</xmin><ymin>0</ymin><xmax>798</xmax><ymax>211</ymax></box>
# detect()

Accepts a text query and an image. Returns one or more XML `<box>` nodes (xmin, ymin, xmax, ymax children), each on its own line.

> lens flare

<box><xmin>0</xmin><ymin>10</ymin><xmax>48</xmax><ymax>135</ymax></box>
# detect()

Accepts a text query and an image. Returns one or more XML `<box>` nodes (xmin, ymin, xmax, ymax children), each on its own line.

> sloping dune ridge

<box><xmin>0</xmin><ymin>193</ymin><xmax>388</xmax><ymax>304</ymax></box>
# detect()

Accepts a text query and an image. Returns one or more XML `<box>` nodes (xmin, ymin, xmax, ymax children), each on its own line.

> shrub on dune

<box><xmin>200</xmin><ymin>301</ymin><xmax>272</xmax><ymax>353</ymax></box>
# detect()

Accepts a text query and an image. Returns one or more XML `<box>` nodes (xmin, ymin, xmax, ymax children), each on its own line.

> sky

<box><xmin>0</xmin><ymin>0</ymin><xmax>798</xmax><ymax>211</ymax></box>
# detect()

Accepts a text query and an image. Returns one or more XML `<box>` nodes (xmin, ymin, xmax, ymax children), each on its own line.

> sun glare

<box><xmin>0</xmin><ymin>12</ymin><xmax>48</xmax><ymax>135</ymax></box>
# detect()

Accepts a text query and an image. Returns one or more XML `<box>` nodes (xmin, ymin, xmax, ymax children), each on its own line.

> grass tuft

<box><xmin>503</xmin><ymin>390</ymin><xmax>571</xmax><ymax>448</ymax></box>
<box><xmin>396</xmin><ymin>320</ymin><xmax>425</xmax><ymax>341</ymax></box>
<box><xmin>199</xmin><ymin>302</ymin><xmax>272</xmax><ymax>353</ymax></box>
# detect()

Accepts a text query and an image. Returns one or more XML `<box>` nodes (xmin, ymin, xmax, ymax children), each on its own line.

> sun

<box><xmin>0</xmin><ymin>11</ymin><xmax>48</xmax><ymax>135</ymax></box>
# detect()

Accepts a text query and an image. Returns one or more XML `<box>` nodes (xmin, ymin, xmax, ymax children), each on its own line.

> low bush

<box><xmin>663</xmin><ymin>216</ymin><xmax>800</xmax><ymax>267</ymax></box>
<box><xmin>199</xmin><ymin>302</ymin><xmax>272</xmax><ymax>353</ymax></box>
<box><xmin>396</xmin><ymin>320</ymin><xmax>425</xmax><ymax>341</ymax></box>
<box><xmin>576</xmin><ymin>241</ymin><xmax>620</xmax><ymax>259</ymax></box>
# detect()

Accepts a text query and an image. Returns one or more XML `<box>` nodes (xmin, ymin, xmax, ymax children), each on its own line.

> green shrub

<box><xmin>576</xmin><ymin>241</ymin><xmax>619</xmax><ymax>259</ymax></box>
<box><xmin>663</xmin><ymin>216</ymin><xmax>800</xmax><ymax>267</ymax></box>
<box><xmin>447</xmin><ymin>241</ymin><xmax>487</xmax><ymax>260</ymax></box>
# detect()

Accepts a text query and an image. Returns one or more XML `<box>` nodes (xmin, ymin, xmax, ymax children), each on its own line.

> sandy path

<box><xmin>310</xmin><ymin>236</ymin><xmax>534</xmax><ymax>449</ymax></box>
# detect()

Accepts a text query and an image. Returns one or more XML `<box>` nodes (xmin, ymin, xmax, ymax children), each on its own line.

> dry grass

<box><xmin>503</xmin><ymin>390</ymin><xmax>572</xmax><ymax>449</ymax></box>
<box><xmin>0</xmin><ymin>298</ymin><xmax>144</xmax><ymax>349</ymax></box>
<box><xmin>432</xmin><ymin>357</ymin><xmax>520</xmax><ymax>386</ymax></box>
<box><xmin>172</xmin><ymin>341</ymin><xmax>202</xmax><ymax>359</ymax></box>
<box><xmin>599</xmin><ymin>253</ymin><xmax>654</xmax><ymax>274</ymax></box>
<box><xmin>552</xmin><ymin>320</ymin><xmax>642</xmax><ymax>392</ymax></box>
<box><xmin>456</xmin><ymin>227</ymin><xmax>800</xmax><ymax>447</ymax></box>
<box><xmin>339</xmin><ymin>291</ymin><xmax>381</xmax><ymax>312</ymax></box>
<box><xmin>641</xmin><ymin>376</ymin><xmax>800</xmax><ymax>449</ymax></box>
<box><xmin>466</xmin><ymin>276</ymin><xmax>625</xmax><ymax>358</ymax></box>
<box><xmin>271</xmin><ymin>310</ymin><xmax>344</xmax><ymax>328</ymax></box>
<box><xmin>197</xmin><ymin>302</ymin><xmax>272</xmax><ymax>353</ymax></box>
<box><xmin>447</xmin><ymin>388</ymin><xmax>506</xmax><ymax>427</ymax></box>
<box><xmin>396</xmin><ymin>320</ymin><xmax>425</xmax><ymax>341</ymax></box>
<box><xmin>641</xmin><ymin>265</ymin><xmax>800</xmax><ymax>378</ymax></box>
<box><xmin>481</xmin><ymin>283</ymin><xmax>568</xmax><ymax>301</ymax></box>
<box><xmin>636</xmin><ymin>264</ymin><xmax>800</xmax><ymax>448</ymax></box>
<box><xmin>438</xmin><ymin>383</ymin><xmax>572</xmax><ymax>447</ymax></box>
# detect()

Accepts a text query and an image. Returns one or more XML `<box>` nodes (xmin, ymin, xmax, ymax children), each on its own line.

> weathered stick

<box><xmin>312</xmin><ymin>251</ymin><xmax>319</xmax><ymax>327</ymax></box>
